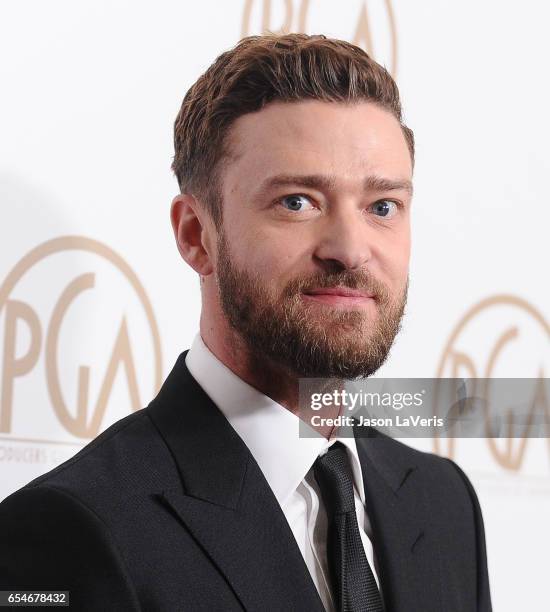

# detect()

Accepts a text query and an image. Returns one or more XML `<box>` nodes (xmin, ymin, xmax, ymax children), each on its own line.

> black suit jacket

<box><xmin>0</xmin><ymin>352</ymin><xmax>492</xmax><ymax>611</ymax></box>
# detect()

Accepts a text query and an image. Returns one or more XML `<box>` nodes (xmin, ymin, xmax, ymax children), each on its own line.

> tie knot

<box><xmin>313</xmin><ymin>442</ymin><xmax>356</xmax><ymax>515</ymax></box>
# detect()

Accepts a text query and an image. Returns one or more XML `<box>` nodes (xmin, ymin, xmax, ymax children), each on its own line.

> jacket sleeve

<box><xmin>0</xmin><ymin>485</ymin><xmax>141</xmax><ymax>612</ymax></box>
<box><xmin>445</xmin><ymin>459</ymin><xmax>492</xmax><ymax>612</ymax></box>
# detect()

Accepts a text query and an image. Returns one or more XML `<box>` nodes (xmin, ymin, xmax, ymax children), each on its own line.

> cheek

<box><xmin>376</xmin><ymin>232</ymin><xmax>410</xmax><ymax>282</ymax></box>
<box><xmin>246</xmin><ymin>248</ymin><xmax>299</xmax><ymax>283</ymax></box>
<box><xmin>232</xmin><ymin>223</ymin><xmax>305</xmax><ymax>278</ymax></box>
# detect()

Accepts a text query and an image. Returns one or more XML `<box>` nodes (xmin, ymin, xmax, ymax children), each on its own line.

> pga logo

<box><xmin>242</xmin><ymin>0</ymin><xmax>399</xmax><ymax>76</ymax></box>
<box><xmin>434</xmin><ymin>295</ymin><xmax>550</xmax><ymax>471</ymax></box>
<box><xmin>0</xmin><ymin>236</ymin><xmax>162</xmax><ymax>441</ymax></box>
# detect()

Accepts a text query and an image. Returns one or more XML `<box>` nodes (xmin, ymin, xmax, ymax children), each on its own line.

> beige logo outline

<box><xmin>241</xmin><ymin>0</ymin><xmax>398</xmax><ymax>77</ymax></box>
<box><xmin>434</xmin><ymin>294</ymin><xmax>550</xmax><ymax>470</ymax></box>
<box><xmin>0</xmin><ymin>236</ymin><xmax>163</xmax><ymax>440</ymax></box>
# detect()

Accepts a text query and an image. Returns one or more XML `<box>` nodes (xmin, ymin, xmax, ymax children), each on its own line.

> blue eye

<box><xmin>372</xmin><ymin>200</ymin><xmax>398</xmax><ymax>217</ymax></box>
<box><xmin>280</xmin><ymin>194</ymin><xmax>314</xmax><ymax>212</ymax></box>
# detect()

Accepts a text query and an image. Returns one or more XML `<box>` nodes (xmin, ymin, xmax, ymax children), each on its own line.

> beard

<box><xmin>216</xmin><ymin>228</ymin><xmax>408</xmax><ymax>379</ymax></box>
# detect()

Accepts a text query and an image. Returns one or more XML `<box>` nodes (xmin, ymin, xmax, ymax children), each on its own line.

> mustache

<box><xmin>283</xmin><ymin>270</ymin><xmax>391</xmax><ymax>301</ymax></box>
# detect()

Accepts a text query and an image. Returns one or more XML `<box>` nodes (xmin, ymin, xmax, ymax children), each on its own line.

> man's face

<box><xmin>214</xmin><ymin>100</ymin><xmax>413</xmax><ymax>379</ymax></box>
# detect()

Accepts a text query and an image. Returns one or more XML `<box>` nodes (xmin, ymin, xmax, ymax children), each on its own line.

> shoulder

<box><xmin>0</xmin><ymin>408</ymin><xmax>171</xmax><ymax>604</ymax></box>
<box><xmin>357</xmin><ymin>429</ymin><xmax>483</xmax><ymax>516</ymax></box>
<box><xmin>1</xmin><ymin>405</ymin><xmax>178</xmax><ymax>528</ymax></box>
<box><xmin>400</xmin><ymin>438</ymin><xmax>482</xmax><ymax>508</ymax></box>
<box><xmin>0</xmin><ymin>480</ymin><xmax>142</xmax><ymax>608</ymax></box>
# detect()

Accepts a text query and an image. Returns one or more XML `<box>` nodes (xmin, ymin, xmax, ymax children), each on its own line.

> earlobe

<box><xmin>170</xmin><ymin>194</ymin><xmax>215</xmax><ymax>276</ymax></box>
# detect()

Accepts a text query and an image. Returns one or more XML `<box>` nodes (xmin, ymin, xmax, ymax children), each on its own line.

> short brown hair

<box><xmin>172</xmin><ymin>33</ymin><xmax>414</xmax><ymax>228</ymax></box>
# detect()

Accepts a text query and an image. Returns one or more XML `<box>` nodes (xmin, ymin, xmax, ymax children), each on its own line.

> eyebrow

<box><xmin>254</xmin><ymin>173</ymin><xmax>414</xmax><ymax>199</ymax></box>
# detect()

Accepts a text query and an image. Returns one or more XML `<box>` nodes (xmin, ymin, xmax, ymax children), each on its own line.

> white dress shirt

<box><xmin>185</xmin><ymin>333</ymin><xmax>381</xmax><ymax>612</ymax></box>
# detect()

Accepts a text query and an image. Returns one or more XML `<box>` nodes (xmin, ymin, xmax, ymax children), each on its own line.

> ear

<box><xmin>170</xmin><ymin>193</ymin><xmax>215</xmax><ymax>276</ymax></box>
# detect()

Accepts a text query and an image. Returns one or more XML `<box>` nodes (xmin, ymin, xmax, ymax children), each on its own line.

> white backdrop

<box><xmin>1</xmin><ymin>2</ymin><xmax>549</xmax><ymax>610</ymax></box>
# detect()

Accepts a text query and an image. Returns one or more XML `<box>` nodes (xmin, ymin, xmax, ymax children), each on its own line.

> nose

<box><xmin>313</xmin><ymin>208</ymin><xmax>373</xmax><ymax>271</ymax></box>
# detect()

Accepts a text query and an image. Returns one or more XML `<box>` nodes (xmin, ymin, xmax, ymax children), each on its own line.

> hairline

<box><xmin>193</xmin><ymin>98</ymin><xmax>414</xmax><ymax>226</ymax></box>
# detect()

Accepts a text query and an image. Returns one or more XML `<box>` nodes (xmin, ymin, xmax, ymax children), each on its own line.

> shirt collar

<box><xmin>185</xmin><ymin>333</ymin><xmax>366</xmax><ymax>507</ymax></box>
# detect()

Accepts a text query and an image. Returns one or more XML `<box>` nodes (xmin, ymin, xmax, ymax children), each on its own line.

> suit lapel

<box><xmin>354</xmin><ymin>425</ymin><xmax>444</xmax><ymax>612</ymax></box>
<box><xmin>147</xmin><ymin>352</ymin><xmax>325</xmax><ymax>612</ymax></box>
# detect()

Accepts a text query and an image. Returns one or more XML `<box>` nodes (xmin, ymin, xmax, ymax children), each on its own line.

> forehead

<box><xmin>222</xmin><ymin>100</ymin><xmax>412</xmax><ymax>191</ymax></box>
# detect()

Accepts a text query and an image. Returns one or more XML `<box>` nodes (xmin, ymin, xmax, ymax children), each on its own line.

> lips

<box><xmin>303</xmin><ymin>286</ymin><xmax>375</xmax><ymax>298</ymax></box>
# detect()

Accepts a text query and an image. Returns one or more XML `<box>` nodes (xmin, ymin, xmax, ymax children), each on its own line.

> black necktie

<box><xmin>314</xmin><ymin>442</ymin><xmax>383</xmax><ymax>612</ymax></box>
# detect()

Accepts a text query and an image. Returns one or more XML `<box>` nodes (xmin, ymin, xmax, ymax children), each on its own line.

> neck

<box><xmin>199</xmin><ymin>311</ymin><xmax>342</xmax><ymax>440</ymax></box>
<box><xmin>200</xmin><ymin>313</ymin><xmax>299</xmax><ymax>412</ymax></box>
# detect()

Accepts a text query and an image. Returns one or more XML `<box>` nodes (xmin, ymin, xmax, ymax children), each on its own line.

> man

<box><xmin>0</xmin><ymin>34</ymin><xmax>491</xmax><ymax>611</ymax></box>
